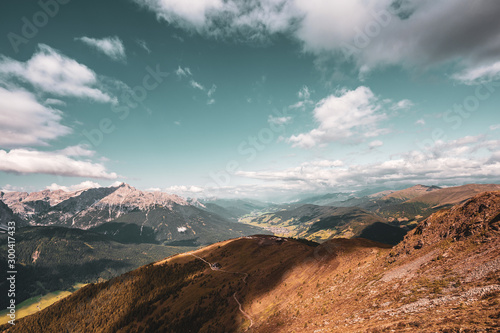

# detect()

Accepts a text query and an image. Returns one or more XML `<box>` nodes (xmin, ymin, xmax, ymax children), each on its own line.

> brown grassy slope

<box><xmin>251</xmin><ymin>191</ymin><xmax>500</xmax><ymax>332</ymax></box>
<box><xmin>3</xmin><ymin>192</ymin><xmax>500</xmax><ymax>332</ymax></box>
<box><xmin>407</xmin><ymin>183</ymin><xmax>500</xmax><ymax>207</ymax></box>
<box><xmin>2</xmin><ymin>235</ymin><xmax>320</xmax><ymax>333</ymax></box>
<box><xmin>381</xmin><ymin>184</ymin><xmax>441</xmax><ymax>201</ymax></box>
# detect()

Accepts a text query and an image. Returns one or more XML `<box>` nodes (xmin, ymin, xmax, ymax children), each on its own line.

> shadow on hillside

<box><xmin>2</xmin><ymin>236</ymin><xmax>392</xmax><ymax>333</ymax></box>
<box><xmin>0</xmin><ymin>258</ymin><xmax>133</xmax><ymax>309</ymax></box>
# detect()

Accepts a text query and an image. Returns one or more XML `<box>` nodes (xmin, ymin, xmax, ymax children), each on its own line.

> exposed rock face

<box><xmin>394</xmin><ymin>191</ymin><xmax>500</xmax><ymax>257</ymax></box>
<box><xmin>0</xmin><ymin>184</ymin><xmax>268</xmax><ymax>245</ymax></box>
<box><xmin>0</xmin><ymin>183</ymin><xmax>188</xmax><ymax>227</ymax></box>
<box><xmin>0</xmin><ymin>189</ymin><xmax>79</xmax><ymax>219</ymax></box>
<box><xmin>0</xmin><ymin>199</ymin><xmax>25</xmax><ymax>226</ymax></box>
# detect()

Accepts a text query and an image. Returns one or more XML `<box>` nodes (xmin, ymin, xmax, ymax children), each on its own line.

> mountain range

<box><xmin>0</xmin><ymin>183</ymin><xmax>268</xmax><ymax>246</ymax></box>
<box><xmin>241</xmin><ymin>184</ymin><xmax>500</xmax><ymax>243</ymax></box>
<box><xmin>4</xmin><ymin>190</ymin><xmax>500</xmax><ymax>332</ymax></box>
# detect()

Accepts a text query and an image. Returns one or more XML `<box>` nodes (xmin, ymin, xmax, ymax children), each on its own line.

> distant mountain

<box><xmin>0</xmin><ymin>226</ymin><xmax>194</xmax><ymax>309</ymax></box>
<box><xmin>0</xmin><ymin>199</ymin><xmax>25</xmax><ymax>228</ymax></box>
<box><xmin>8</xmin><ymin>191</ymin><xmax>500</xmax><ymax>332</ymax></box>
<box><xmin>406</xmin><ymin>183</ymin><xmax>500</xmax><ymax>207</ymax></box>
<box><xmin>240</xmin><ymin>204</ymin><xmax>402</xmax><ymax>244</ymax></box>
<box><xmin>201</xmin><ymin>198</ymin><xmax>270</xmax><ymax>219</ymax></box>
<box><xmin>293</xmin><ymin>192</ymin><xmax>354</xmax><ymax>206</ymax></box>
<box><xmin>0</xmin><ymin>189</ymin><xmax>81</xmax><ymax>220</ymax></box>
<box><xmin>380</xmin><ymin>184</ymin><xmax>441</xmax><ymax>201</ymax></box>
<box><xmin>0</xmin><ymin>184</ymin><xmax>269</xmax><ymax>246</ymax></box>
<box><xmin>376</xmin><ymin>183</ymin><xmax>500</xmax><ymax>225</ymax></box>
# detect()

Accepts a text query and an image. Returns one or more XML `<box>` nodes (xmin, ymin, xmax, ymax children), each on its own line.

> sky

<box><xmin>1</xmin><ymin>0</ymin><xmax>500</xmax><ymax>200</ymax></box>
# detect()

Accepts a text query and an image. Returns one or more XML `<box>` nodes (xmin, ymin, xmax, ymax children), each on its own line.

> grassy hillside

<box><xmin>0</xmin><ymin>226</ymin><xmax>195</xmax><ymax>309</ymax></box>
<box><xmin>5</xmin><ymin>192</ymin><xmax>500</xmax><ymax>332</ymax></box>
<box><xmin>240</xmin><ymin>204</ymin><xmax>403</xmax><ymax>244</ymax></box>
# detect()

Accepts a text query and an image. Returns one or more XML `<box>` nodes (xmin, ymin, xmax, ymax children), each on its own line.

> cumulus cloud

<box><xmin>288</xmin><ymin>86</ymin><xmax>388</xmax><ymax>148</ymax></box>
<box><xmin>0</xmin><ymin>148</ymin><xmax>118</xmax><ymax>179</ymax></box>
<box><xmin>46</xmin><ymin>180</ymin><xmax>102</xmax><ymax>192</ymax></box>
<box><xmin>56</xmin><ymin>144</ymin><xmax>95</xmax><ymax>157</ymax></box>
<box><xmin>0</xmin><ymin>87</ymin><xmax>72</xmax><ymax>148</ymax></box>
<box><xmin>237</xmin><ymin>135</ymin><xmax>500</xmax><ymax>191</ymax></box>
<box><xmin>134</xmin><ymin>0</ymin><xmax>500</xmax><ymax>83</ymax></box>
<box><xmin>0</xmin><ymin>44</ymin><xmax>115</xmax><ymax>103</ymax></box>
<box><xmin>134</xmin><ymin>0</ymin><xmax>297</xmax><ymax>38</ymax></box>
<box><xmin>165</xmin><ymin>185</ymin><xmax>205</xmax><ymax>197</ymax></box>
<box><xmin>76</xmin><ymin>36</ymin><xmax>126</xmax><ymax>61</ymax></box>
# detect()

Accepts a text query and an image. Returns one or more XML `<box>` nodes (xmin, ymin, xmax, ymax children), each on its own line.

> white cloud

<box><xmin>369</xmin><ymin>140</ymin><xmax>383</xmax><ymax>148</ymax></box>
<box><xmin>0</xmin><ymin>148</ymin><xmax>118</xmax><ymax>179</ymax></box>
<box><xmin>268</xmin><ymin>115</ymin><xmax>291</xmax><ymax>125</ymax></box>
<box><xmin>56</xmin><ymin>144</ymin><xmax>95</xmax><ymax>157</ymax></box>
<box><xmin>147</xmin><ymin>187</ymin><xmax>162</xmax><ymax>192</ymax></box>
<box><xmin>44</xmin><ymin>98</ymin><xmax>66</xmax><ymax>107</ymax></box>
<box><xmin>0</xmin><ymin>184</ymin><xmax>26</xmax><ymax>193</ymax></box>
<box><xmin>289</xmin><ymin>100</ymin><xmax>313</xmax><ymax>110</ymax></box>
<box><xmin>46</xmin><ymin>180</ymin><xmax>102</xmax><ymax>192</ymax></box>
<box><xmin>165</xmin><ymin>185</ymin><xmax>205</xmax><ymax>197</ymax></box>
<box><xmin>206</xmin><ymin>84</ymin><xmax>217</xmax><ymax>104</ymax></box>
<box><xmin>135</xmin><ymin>1</ymin><xmax>500</xmax><ymax>83</ymax></box>
<box><xmin>0</xmin><ymin>44</ymin><xmax>115</xmax><ymax>103</ymax></box>
<box><xmin>288</xmin><ymin>86</ymin><xmax>387</xmax><ymax>148</ymax></box>
<box><xmin>136</xmin><ymin>39</ymin><xmax>151</xmax><ymax>53</ymax></box>
<box><xmin>175</xmin><ymin>66</ymin><xmax>192</xmax><ymax>77</ymax></box>
<box><xmin>0</xmin><ymin>87</ymin><xmax>72</xmax><ymax>148</ymax></box>
<box><xmin>391</xmin><ymin>99</ymin><xmax>414</xmax><ymax>111</ymax></box>
<box><xmin>190</xmin><ymin>80</ymin><xmax>205</xmax><ymax>90</ymax></box>
<box><xmin>236</xmin><ymin>135</ymin><xmax>500</xmax><ymax>191</ymax></box>
<box><xmin>207</xmin><ymin>84</ymin><xmax>216</xmax><ymax>97</ymax></box>
<box><xmin>298</xmin><ymin>85</ymin><xmax>311</xmax><ymax>100</ymax></box>
<box><xmin>134</xmin><ymin>0</ymin><xmax>296</xmax><ymax>37</ymax></box>
<box><xmin>490</xmin><ymin>124</ymin><xmax>500</xmax><ymax>131</ymax></box>
<box><xmin>453</xmin><ymin>61</ymin><xmax>500</xmax><ymax>85</ymax></box>
<box><xmin>77</xmin><ymin>36</ymin><xmax>126</xmax><ymax>61</ymax></box>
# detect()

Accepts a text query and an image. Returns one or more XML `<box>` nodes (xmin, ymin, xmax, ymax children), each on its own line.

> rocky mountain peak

<box><xmin>392</xmin><ymin>191</ymin><xmax>500</xmax><ymax>258</ymax></box>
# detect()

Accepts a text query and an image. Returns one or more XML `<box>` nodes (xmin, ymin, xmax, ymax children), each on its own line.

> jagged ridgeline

<box><xmin>0</xmin><ymin>183</ymin><xmax>269</xmax><ymax>246</ymax></box>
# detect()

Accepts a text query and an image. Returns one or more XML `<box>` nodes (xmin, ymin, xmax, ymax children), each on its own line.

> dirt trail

<box><xmin>189</xmin><ymin>253</ymin><xmax>253</xmax><ymax>329</ymax></box>
<box><xmin>233</xmin><ymin>292</ymin><xmax>254</xmax><ymax>328</ymax></box>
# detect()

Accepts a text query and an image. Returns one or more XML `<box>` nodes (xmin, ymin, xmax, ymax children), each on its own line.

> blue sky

<box><xmin>1</xmin><ymin>0</ymin><xmax>500</xmax><ymax>199</ymax></box>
